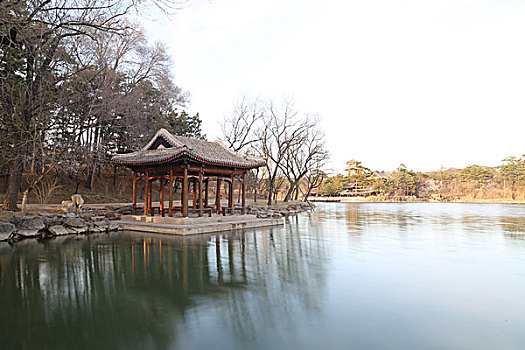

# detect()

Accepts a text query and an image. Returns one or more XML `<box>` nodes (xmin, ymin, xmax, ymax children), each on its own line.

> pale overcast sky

<box><xmin>141</xmin><ymin>0</ymin><xmax>525</xmax><ymax>173</ymax></box>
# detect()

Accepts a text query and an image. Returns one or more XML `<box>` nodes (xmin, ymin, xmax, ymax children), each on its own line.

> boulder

<box><xmin>92</xmin><ymin>221</ymin><xmax>108</xmax><ymax>233</ymax></box>
<box><xmin>256</xmin><ymin>212</ymin><xmax>268</xmax><ymax>219</ymax></box>
<box><xmin>16</xmin><ymin>216</ymin><xmax>45</xmax><ymax>237</ymax></box>
<box><xmin>105</xmin><ymin>210</ymin><xmax>121</xmax><ymax>221</ymax></box>
<box><xmin>0</xmin><ymin>211</ymin><xmax>14</xmax><ymax>223</ymax></box>
<box><xmin>94</xmin><ymin>220</ymin><xmax>109</xmax><ymax>229</ymax></box>
<box><xmin>80</xmin><ymin>213</ymin><xmax>93</xmax><ymax>221</ymax></box>
<box><xmin>0</xmin><ymin>222</ymin><xmax>16</xmax><ymax>241</ymax></box>
<box><xmin>108</xmin><ymin>222</ymin><xmax>121</xmax><ymax>231</ymax></box>
<box><xmin>42</xmin><ymin>215</ymin><xmax>63</xmax><ymax>227</ymax></box>
<box><xmin>71</xmin><ymin>194</ymin><xmax>85</xmax><ymax>209</ymax></box>
<box><xmin>63</xmin><ymin>217</ymin><xmax>86</xmax><ymax>228</ymax></box>
<box><xmin>66</xmin><ymin>226</ymin><xmax>87</xmax><ymax>234</ymax></box>
<box><xmin>48</xmin><ymin>225</ymin><xmax>69</xmax><ymax>236</ymax></box>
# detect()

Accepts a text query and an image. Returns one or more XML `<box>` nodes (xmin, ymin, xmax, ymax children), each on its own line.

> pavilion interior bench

<box><xmin>221</xmin><ymin>206</ymin><xmax>244</xmax><ymax>216</ymax></box>
<box><xmin>169</xmin><ymin>206</ymin><xmax>213</xmax><ymax>217</ymax></box>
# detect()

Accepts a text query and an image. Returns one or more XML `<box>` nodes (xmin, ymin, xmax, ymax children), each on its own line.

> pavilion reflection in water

<box><xmin>0</xmin><ymin>215</ymin><xmax>327</xmax><ymax>350</ymax></box>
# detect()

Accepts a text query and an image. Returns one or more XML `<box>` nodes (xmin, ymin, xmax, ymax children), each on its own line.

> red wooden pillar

<box><xmin>192</xmin><ymin>178</ymin><xmax>197</xmax><ymax>209</ymax></box>
<box><xmin>144</xmin><ymin>172</ymin><xmax>149</xmax><ymax>216</ymax></box>
<box><xmin>242</xmin><ymin>172</ymin><xmax>246</xmax><ymax>215</ymax></box>
<box><xmin>198</xmin><ymin>169</ymin><xmax>203</xmax><ymax>217</ymax></box>
<box><xmin>149</xmin><ymin>177</ymin><xmax>153</xmax><ymax>217</ymax></box>
<box><xmin>169</xmin><ymin>168</ymin><xmax>173</xmax><ymax>217</ymax></box>
<box><xmin>160</xmin><ymin>177</ymin><xmax>164</xmax><ymax>217</ymax></box>
<box><xmin>182</xmin><ymin>166</ymin><xmax>188</xmax><ymax>217</ymax></box>
<box><xmin>229</xmin><ymin>173</ymin><xmax>234</xmax><ymax>215</ymax></box>
<box><xmin>204</xmin><ymin>179</ymin><xmax>209</xmax><ymax>207</ymax></box>
<box><xmin>215</xmin><ymin>178</ymin><xmax>221</xmax><ymax>215</ymax></box>
<box><xmin>132</xmin><ymin>171</ymin><xmax>137</xmax><ymax>215</ymax></box>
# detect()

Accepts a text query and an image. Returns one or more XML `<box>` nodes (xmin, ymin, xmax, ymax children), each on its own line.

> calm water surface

<box><xmin>1</xmin><ymin>203</ymin><xmax>525</xmax><ymax>349</ymax></box>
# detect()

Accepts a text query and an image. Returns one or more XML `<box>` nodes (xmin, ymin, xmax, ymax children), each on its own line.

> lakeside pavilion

<box><xmin>112</xmin><ymin>129</ymin><xmax>264</xmax><ymax>218</ymax></box>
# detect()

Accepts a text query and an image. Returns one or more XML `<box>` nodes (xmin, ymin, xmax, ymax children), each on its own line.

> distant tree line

<box><xmin>318</xmin><ymin>156</ymin><xmax>525</xmax><ymax>201</ymax></box>
<box><xmin>0</xmin><ymin>0</ymin><xmax>201</xmax><ymax>210</ymax></box>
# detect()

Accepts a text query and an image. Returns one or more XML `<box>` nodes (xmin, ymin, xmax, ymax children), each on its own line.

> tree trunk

<box><xmin>21</xmin><ymin>189</ymin><xmax>29</xmax><ymax>215</ymax></box>
<box><xmin>304</xmin><ymin>187</ymin><xmax>313</xmax><ymax>201</ymax></box>
<box><xmin>267</xmin><ymin>180</ymin><xmax>274</xmax><ymax>205</ymax></box>
<box><xmin>86</xmin><ymin>161</ymin><xmax>96</xmax><ymax>191</ymax></box>
<box><xmin>2</xmin><ymin>152</ymin><xmax>24</xmax><ymax>211</ymax></box>
<box><xmin>284</xmin><ymin>182</ymin><xmax>295</xmax><ymax>202</ymax></box>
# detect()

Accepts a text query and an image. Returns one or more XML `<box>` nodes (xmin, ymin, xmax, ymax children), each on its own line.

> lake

<box><xmin>1</xmin><ymin>203</ymin><xmax>525</xmax><ymax>349</ymax></box>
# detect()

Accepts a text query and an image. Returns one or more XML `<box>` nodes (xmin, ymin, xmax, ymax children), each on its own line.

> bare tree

<box><xmin>303</xmin><ymin>163</ymin><xmax>328</xmax><ymax>201</ymax></box>
<box><xmin>220</xmin><ymin>95</ymin><xmax>263</xmax><ymax>152</ymax></box>
<box><xmin>257</xmin><ymin>98</ymin><xmax>313</xmax><ymax>205</ymax></box>
<box><xmin>280</xmin><ymin>121</ymin><xmax>329</xmax><ymax>202</ymax></box>
<box><xmin>220</xmin><ymin>96</ymin><xmax>330</xmax><ymax>205</ymax></box>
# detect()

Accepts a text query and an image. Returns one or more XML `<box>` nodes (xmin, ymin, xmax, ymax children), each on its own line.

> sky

<box><xmin>141</xmin><ymin>0</ymin><xmax>525</xmax><ymax>174</ymax></box>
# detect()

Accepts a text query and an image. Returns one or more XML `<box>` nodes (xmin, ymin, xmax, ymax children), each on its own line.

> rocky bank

<box><xmin>0</xmin><ymin>208</ymin><xmax>123</xmax><ymax>242</ymax></box>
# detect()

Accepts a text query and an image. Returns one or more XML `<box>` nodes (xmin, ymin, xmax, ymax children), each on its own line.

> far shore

<box><xmin>311</xmin><ymin>196</ymin><xmax>525</xmax><ymax>205</ymax></box>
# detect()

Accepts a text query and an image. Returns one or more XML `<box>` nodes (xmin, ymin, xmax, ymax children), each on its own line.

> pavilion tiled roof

<box><xmin>112</xmin><ymin>129</ymin><xmax>265</xmax><ymax>169</ymax></box>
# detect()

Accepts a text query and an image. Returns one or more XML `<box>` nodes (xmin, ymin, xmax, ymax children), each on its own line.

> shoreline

<box><xmin>311</xmin><ymin>197</ymin><xmax>525</xmax><ymax>205</ymax></box>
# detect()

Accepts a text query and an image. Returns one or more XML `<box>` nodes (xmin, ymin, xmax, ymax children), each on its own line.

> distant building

<box><xmin>340</xmin><ymin>160</ymin><xmax>384</xmax><ymax>197</ymax></box>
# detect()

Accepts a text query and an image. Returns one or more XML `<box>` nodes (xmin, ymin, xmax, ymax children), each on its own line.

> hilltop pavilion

<box><xmin>112</xmin><ymin>129</ymin><xmax>264</xmax><ymax>218</ymax></box>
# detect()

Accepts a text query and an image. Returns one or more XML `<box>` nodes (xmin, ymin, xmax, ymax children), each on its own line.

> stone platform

<box><xmin>119</xmin><ymin>214</ymin><xmax>284</xmax><ymax>235</ymax></box>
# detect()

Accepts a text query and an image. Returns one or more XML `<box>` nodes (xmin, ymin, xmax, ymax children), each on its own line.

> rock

<box><xmin>16</xmin><ymin>216</ymin><xmax>45</xmax><ymax>237</ymax></box>
<box><xmin>71</xmin><ymin>194</ymin><xmax>84</xmax><ymax>209</ymax></box>
<box><xmin>272</xmin><ymin>212</ymin><xmax>283</xmax><ymax>218</ymax></box>
<box><xmin>115</xmin><ymin>205</ymin><xmax>132</xmax><ymax>214</ymax></box>
<box><xmin>257</xmin><ymin>212</ymin><xmax>268</xmax><ymax>219</ymax></box>
<box><xmin>0</xmin><ymin>211</ymin><xmax>14</xmax><ymax>223</ymax></box>
<box><xmin>92</xmin><ymin>220</ymin><xmax>108</xmax><ymax>233</ymax></box>
<box><xmin>0</xmin><ymin>222</ymin><xmax>16</xmax><ymax>241</ymax></box>
<box><xmin>42</xmin><ymin>215</ymin><xmax>62</xmax><ymax>227</ymax></box>
<box><xmin>61</xmin><ymin>200</ymin><xmax>76</xmax><ymax>213</ymax></box>
<box><xmin>63</xmin><ymin>217</ymin><xmax>86</xmax><ymax>228</ymax></box>
<box><xmin>108</xmin><ymin>222</ymin><xmax>120</xmax><ymax>231</ymax></box>
<box><xmin>92</xmin><ymin>216</ymin><xmax>106</xmax><ymax>222</ymax></box>
<box><xmin>80</xmin><ymin>213</ymin><xmax>93</xmax><ymax>221</ymax></box>
<box><xmin>63</xmin><ymin>212</ymin><xmax>78</xmax><ymax>218</ymax></box>
<box><xmin>94</xmin><ymin>220</ymin><xmax>109</xmax><ymax>229</ymax></box>
<box><xmin>66</xmin><ymin>226</ymin><xmax>87</xmax><ymax>234</ymax></box>
<box><xmin>48</xmin><ymin>225</ymin><xmax>69</xmax><ymax>236</ymax></box>
<box><xmin>105</xmin><ymin>210</ymin><xmax>121</xmax><ymax>221</ymax></box>
<box><xmin>38</xmin><ymin>211</ymin><xmax>55</xmax><ymax>217</ymax></box>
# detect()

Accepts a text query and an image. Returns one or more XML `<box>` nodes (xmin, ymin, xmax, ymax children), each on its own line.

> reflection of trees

<box><xmin>500</xmin><ymin>217</ymin><xmax>525</xmax><ymax>239</ymax></box>
<box><xmin>338</xmin><ymin>203</ymin><xmax>525</xmax><ymax>237</ymax></box>
<box><xmin>343</xmin><ymin>204</ymin><xmax>421</xmax><ymax>232</ymax></box>
<box><xmin>0</xmin><ymin>215</ymin><xmax>328</xmax><ymax>349</ymax></box>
